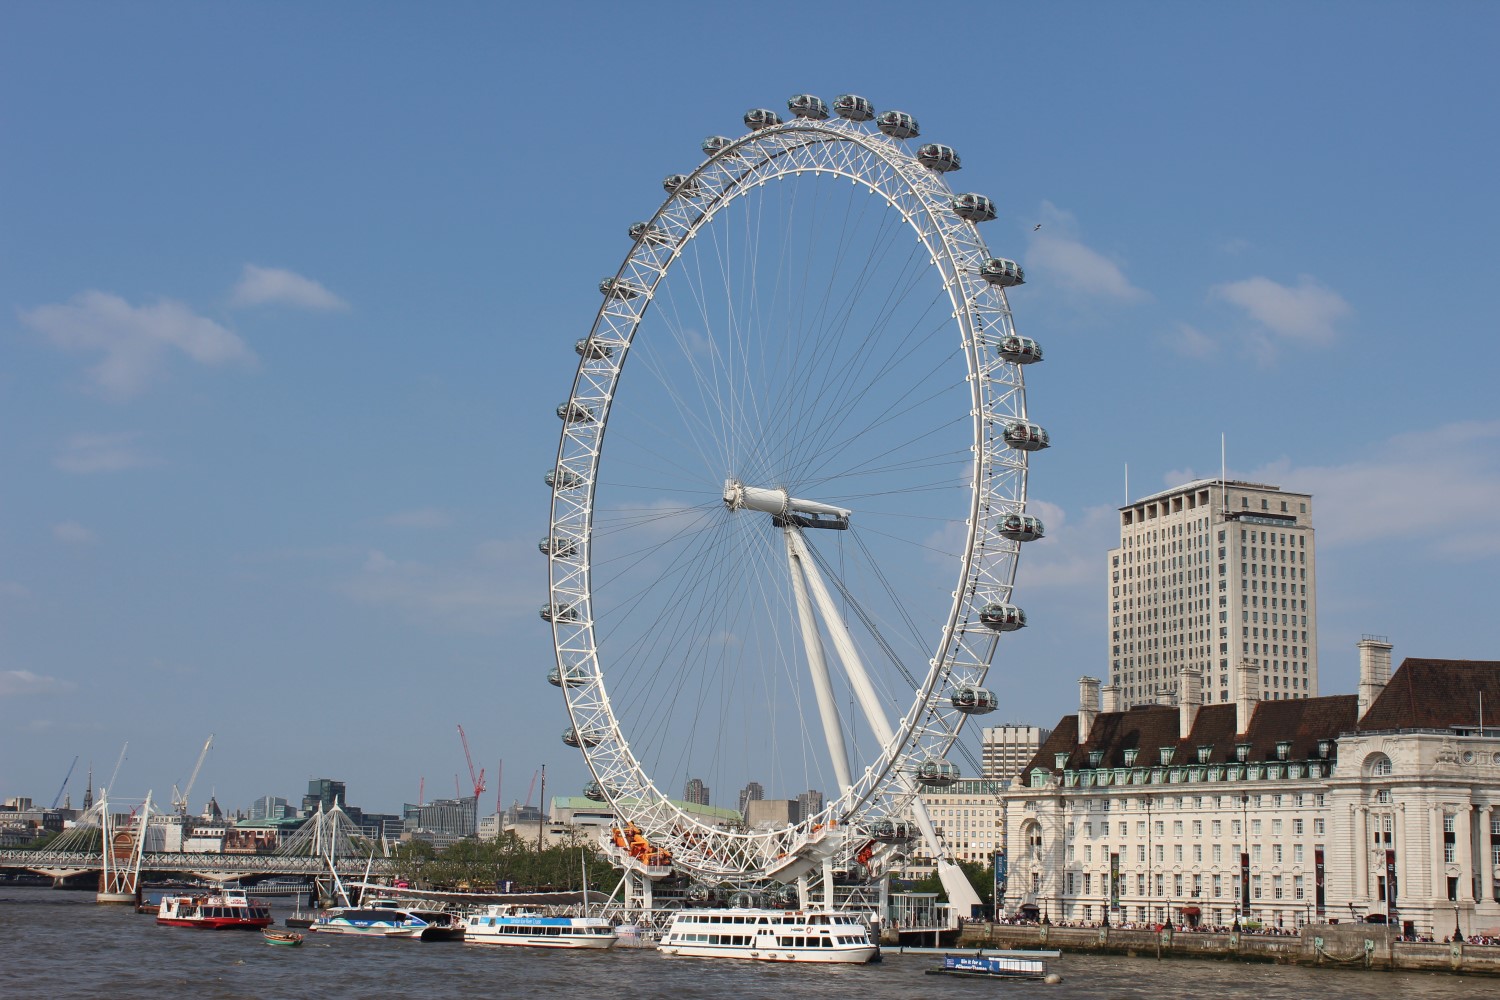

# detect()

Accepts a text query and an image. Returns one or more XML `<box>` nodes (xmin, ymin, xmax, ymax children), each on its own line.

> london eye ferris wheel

<box><xmin>543</xmin><ymin>93</ymin><xmax>1048</xmax><ymax>895</ymax></box>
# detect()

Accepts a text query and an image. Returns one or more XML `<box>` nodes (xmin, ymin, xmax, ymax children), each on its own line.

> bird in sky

<box><xmin>1033</xmin><ymin>224</ymin><xmax>1042</xmax><ymax>231</ymax></box>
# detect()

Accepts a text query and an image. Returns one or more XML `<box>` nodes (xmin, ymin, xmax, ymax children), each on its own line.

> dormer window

<box><xmin>1316</xmin><ymin>740</ymin><xmax>1331</xmax><ymax>759</ymax></box>
<box><xmin>1054</xmin><ymin>751</ymin><xmax>1070</xmax><ymax>770</ymax></box>
<box><xmin>1123</xmin><ymin>748</ymin><xmax>1139</xmax><ymax>767</ymax></box>
<box><xmin>1235</xmin><ymin>743</ymin><xmax>1251</xmax><ymax>763</ymax></box>
<box><xmin>1159</xmin><ymin>747</ymin><xmax>1175</xmax><ymax>766</ymax></box>
<box><xmin>1275</xmin><ymin>740</ymin><xmax>1292</xmax><ymax>761</ymax></box>
<box><xmin>1088</xmin><ymin>750</ymin><xmax>1104</xmax><ymax>768</ymax></box>
<box><xmin>1197</xmin><ymin>745</ymin><xmax>1213</xmax><ymax>764</ymax></box>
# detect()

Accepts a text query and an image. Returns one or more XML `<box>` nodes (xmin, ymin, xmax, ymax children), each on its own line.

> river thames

<box><xmin>0</xmin><ymin>887</ymin><xmax>1482</xmax><ymax>999</ymax></box>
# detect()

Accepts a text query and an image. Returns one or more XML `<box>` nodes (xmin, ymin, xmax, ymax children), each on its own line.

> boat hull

<box><xmin>158</xmin><ymin>915</ymin><xmax>272</xmax><ymax>929</ymax></box>
<box><xmin>466</xmin><ymin>933</ymin><xmax>617</xmax><ymax>950</ymax></box>
<box><xmin>658</xmin><ymin>943</ymin><xmax>876</xmax><ymax>963</ymax></box>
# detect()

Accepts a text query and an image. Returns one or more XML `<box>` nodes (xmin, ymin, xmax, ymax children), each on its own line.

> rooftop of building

<box><xmin>1020</xmin><ymin>694</ymin><xmax>1357</xmax><ymax>785</ymax></box>
<box><xmin>1020</xmin><ymin>658</ymin><xmax>1500</xmax><ymax>786</ymax></box>
<box><xmin>1356</xmin><ymin>657</ymin><xmax>1500</xmax><ymax>732</ymax></box>
<box><xmin>1121</xmin><ymin>478</ymin><xmax>1309</xmax><ymax>510</ymax></box>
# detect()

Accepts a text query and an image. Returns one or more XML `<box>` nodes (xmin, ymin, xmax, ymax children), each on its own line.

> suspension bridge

<box><xmin>0</xmin><ymin>795</ymin><xmax>396</xmax><ymax>901</ymax></box>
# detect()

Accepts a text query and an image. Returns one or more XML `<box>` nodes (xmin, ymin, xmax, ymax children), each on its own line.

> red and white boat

<box><xmin>157</xmin><ymin>888</ymin><xmax>273</xmax><ymax>929</ymax></box>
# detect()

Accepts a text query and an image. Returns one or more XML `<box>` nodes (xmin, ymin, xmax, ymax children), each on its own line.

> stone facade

<box><xmin>1004</xmin><ymin>652</ymin><xmax>1500</xmax><ymax>938</ymax></box>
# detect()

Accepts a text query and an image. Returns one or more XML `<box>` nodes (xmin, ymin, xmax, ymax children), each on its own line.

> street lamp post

<box><xmin>1452</xmin><ymin>903</ymin><xmax>1463</xmax><ymax>943</ymax></box>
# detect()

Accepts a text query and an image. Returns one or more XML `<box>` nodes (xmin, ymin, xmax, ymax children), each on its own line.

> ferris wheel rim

<box><xmin>546</xmin><ymin>104</ymin><xmax>1038</xmax><ymax>882</ymax></box>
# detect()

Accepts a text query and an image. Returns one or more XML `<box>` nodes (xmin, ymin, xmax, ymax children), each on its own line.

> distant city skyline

<box><xmin>3</xmin><ymin>4</ymin><xmax>1497</xmax><ymax>811</ymax></box>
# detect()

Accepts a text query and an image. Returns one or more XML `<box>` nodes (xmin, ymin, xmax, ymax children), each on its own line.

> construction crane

<box><xmin>50</xmin><ymin>756</ymin><xmax>79</xmax><ymax>809</ymax></box>
<box><xmin>171</xmin><ymin>734</ymin><xmax>214</xmax><ymax>817</ymax></box>
<box><xmin>456</xmin><ymin>724</ymin><xmax>486</xmax><ymax>799</ymax></box>
<box><xmin>103</xmin><ymin>741</ymin><xmax>128</xmax><ymax>798</ymax></box>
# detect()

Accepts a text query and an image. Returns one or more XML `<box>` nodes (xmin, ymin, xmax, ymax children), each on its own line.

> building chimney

<box><xmin>1078</xmin><ymin>676</ymin><xmax>1101</xmax><ymax>744</ymax></box>
<box><xmin>1101</xmin><ymin>683</ymin><xmax>1121</xmax><ymax>714</ymax></box>
<box><xmin>1235</xmin><ymin>659</ymin><xmax>1261</xmax><ymax>736</ymax></box>
<box><xmin>1178</xmin><ymin>666</ymin><xmax>1203</xmax><ymax>740</ymax></box>
<box><xmin>1357</xmin><ymin>635</ymin><xmax>1394</xmax><ymax>720</ymax></box>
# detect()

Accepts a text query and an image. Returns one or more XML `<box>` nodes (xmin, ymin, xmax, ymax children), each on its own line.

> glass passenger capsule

<box><xmin>583</xmin><ymin>781</ymin><xmax>615</xmax><ymax>802</ymax></box>
<box><xmin>599</xmin><ymin>276</ymin><xmax>643</xmax><ymax>299</ymax></box>
<box><xmin>662</xmin><ymin>173</ymin><xmax>701</xmax><ymax>197</ymax></box>
<box><xmin>996</xmin><ymin>335</ymin><xmax>1043</xmax><ymax>364</ymax></box>
<box><xmin>546</xmin><ymin>468</ymin><xmax>583</xmax><ymax>490</ymax></box>
<box><xmin>744</xmin><ymin>107</ymin><xmax>782</xmax><ymax>130</ymax></box>
<box><xmin>540</xmin><ymin>602</ymin><xmax>578</xmax><ymax>623</ymax></box>
<box><xmin>979</xmin><ymin>258</ymin><xmax>1025</xmax><ymax>287</ymax></box>
<box><xmin>950</xmin><ymin>685</ymin><xmax>1000</xmax><ymax>715</ymax></box>
<box><xmin>547</xmin><ymin>664</ymin><xmax>585</xmax><ymax>688</ymax></box>
<box><xmin>629</xmin><ymin>221</ymin><xmax>674</xmax><ymax>245</ymax></box>
<box><xmin>915</xmin><ymin>758</ymin><xmax>960</xmax><ymax>787</ymax></box>
<box><xmin>917</xmin><ymin>143</ymin><xmax>961</xmax><ymax>172</ymax></box>
<box><xmin>787</xmin><ymin>94</ymin><xmax>829</xmax><ymax>120</ymax></box>
<box><xmin>999</xmin><ymin>514</ymin><xmax>1045</xmax><ymax>541</ymax></box>
<box><xmin>1003</xmin><ymin>421</ymin><xmax>1050</xmax><ymax>451</ymax></box>
<box><xmin>952</xmin><ymin>193</ymin><xmax>997</xmax><ymax>223</ymax></box>
<box><xmin>575</xmin><ymin>337</ymin><xmax>613</xmax><ymax>360</ymax></box>
<box><xmin>869</xmin><ymin>819</ymin><xmax>916</xmax><ymax>843</ymax></box>
<box><xmin>876</xmin><ymin>110</ymin><xmax>919</xmax><ymax>139</ymax></box>
<box><xmin>979</xmin><ymin>602</ymin><xmax>1027</xmax><ymax>632</ymax></box>
<box><xmin>833</xmin><ymin>93</ymin><xmax>875</xmax><ymax>121</ymax></box>
<box><xmin>557</xmin><ymin>401</ymin><xmax>596</xmax><ymax>423</ymax></box>
<box><xmin>538</xmin><ymin>536</ymin><xmax>578</xmax><ymax>558</ymax></box>
<box><xmin>562</xmin><ymin>727</ymin><xmax>603</xmax><ymax>749</ymax></box>
<box><xmin>702</xmin><ymin>135</ymin><xmax>733</xmax><ymax>156</ymax></box>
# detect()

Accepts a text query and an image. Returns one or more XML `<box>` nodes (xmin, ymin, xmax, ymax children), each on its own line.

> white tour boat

<box><xmin>657</xmin><ymin>908</ymin><xmax>878</xmax><ymax>964</ymax></box>
<box><xmin>463</xmin><ymin>905</ymin><xmax>618</xmax><ymax>949</ymax></box>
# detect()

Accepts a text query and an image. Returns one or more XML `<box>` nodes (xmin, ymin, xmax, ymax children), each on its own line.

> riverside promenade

<box><xmin>958</xmin><ymin>922</ymin><xmax>1500</xmax><ymax>976</ymax></box>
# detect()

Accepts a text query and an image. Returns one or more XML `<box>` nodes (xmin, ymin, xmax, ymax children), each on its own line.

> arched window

<box><xmin>1364</xmin><ymin>752</ymin><xmax>1393</xmax><ymax>777</ymax></box>
<box><xmin>1022</xmin><ymin>821</ymin><xmax>1043</xmax><ymax>861</ymax></box>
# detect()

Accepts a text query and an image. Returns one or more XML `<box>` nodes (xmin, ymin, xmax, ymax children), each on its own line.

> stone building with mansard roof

<box><xmin>1003</xmin><ymin>639</ymin><xmax>1500</xmax><ymax>937</ymax></box>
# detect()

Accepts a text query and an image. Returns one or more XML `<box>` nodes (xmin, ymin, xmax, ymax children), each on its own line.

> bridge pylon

<box><xmin>97</xmin><ymin>791</ymin><xmax>153</xmax><ymax>904</ymax></box>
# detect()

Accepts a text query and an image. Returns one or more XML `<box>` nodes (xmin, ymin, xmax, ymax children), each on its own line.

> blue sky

<box><xmin>3</xmin><ymin>2</ymin><xmax>1497</xmax><ymax>816</ymax></box>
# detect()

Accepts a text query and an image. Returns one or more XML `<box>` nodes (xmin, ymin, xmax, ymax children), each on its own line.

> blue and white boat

<box><xmin>311</xmin><ymin>899</ymin><xmax>465</xmax><ymax>941</ymax></box>
<box><xmin>925</xmin><ymin>952</ymin><xmax>1052</xmax><ymax>980</ymax></box>
<box><xmin>463</xmin><ymin>905</ymin><xmax>618</xmax><ymax>950</ymax></box>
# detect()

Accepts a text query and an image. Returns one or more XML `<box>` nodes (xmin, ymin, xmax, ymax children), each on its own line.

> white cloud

<box><xmin>379</xmin><ymin>507</ymin><xmax>455</xmax><ymax>529</ymax></box>
<box><xmin>230</xmin><ymin>264</ymin><xmax>349</xmax><ymax>311</ymax></box>
<box><xmin>53</xmin><ymin>521</ymin><xmax>96</xmax><ymax>544</ymax></box>
<box><xmin>1024</xmin><ymin>201</ymin><xmax>1147</xmax><ymax>302</ymax></box>
<box><xmin>1213</xmin><ymin>275</ymin><xmax>1351</xmax><ymax>347</ymax></box>
<box><xmin>1017</xmin><ymin>500</ymin><xmax>1118</xmax><ymax>589</ymax></box>
<box><xmin>21</xmin><ymin>291</ymin><xmax>254</xmax><ymax>399</ymax></box>
<box><xmin>0</xmin><ymin>670</ymin><xmax>77</xmax><ymax>697</ymax></box>
<box><xmin>1164</xmin><ymin>323</ymin><xmax>1219</xmax><ymax>360</ymax></box>
<box><xmin>53</xmin><ymin>431</ymin><xmax>157</xmax><ymax>474</ymax></box>
<box><xmin>1245</xmin><ymin>420</ymin><xmax>1500</xmax><ymax>556</ymax></box>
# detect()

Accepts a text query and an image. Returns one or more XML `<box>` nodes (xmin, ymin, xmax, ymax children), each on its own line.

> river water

<box><xmin>0</xmin><ymin>886</ymin><xmax>1480</xmax><ymax>999</ymax></box>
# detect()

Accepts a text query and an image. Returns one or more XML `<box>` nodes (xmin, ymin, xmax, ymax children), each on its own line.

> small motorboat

<box><xmin>263</xmin><ymin>927</ymin><xmax>304</xmax><ymax>947</ymax></box>
<box><xmin>925</xmin><ymin>952</ymin><xmax>1057</xmax><ymax>980</ymax></box>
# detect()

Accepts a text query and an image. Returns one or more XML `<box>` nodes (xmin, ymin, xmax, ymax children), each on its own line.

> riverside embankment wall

<box><xmin>956</xmin><ymin>922</ymin><xmax>1500</xmax><ymax>976</ymax></box>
